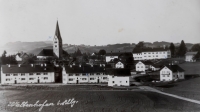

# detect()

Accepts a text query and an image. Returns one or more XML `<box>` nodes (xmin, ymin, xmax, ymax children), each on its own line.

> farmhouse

<box><xmin>62</xmin><ymin>64</ymin><xmax>107</xmax><ymax>84</ymax></box>
<box><xmin>135</xmin><ymin>61</ymin><xmax>160</xmax><ymax>72</ymax></box>
<box><xmin>1</xmin><ymin>64</ymin><xmax>55</xmax><ymax>84</ymax></box>
<box><xmin>107</xmin><ymin>68</ymin><xmax>132</xmax><ymax>86</ymax></box>
<box><xmin>160</xmin><ymin>65</ymin><xmax>184</xmax><ymax>81</ymax></box>
<box><xmin>115</xmin><ymin>61</ymin><xmax>124</xmax><ymax>68</ymax></box>
<box><xmin>15</xmin><ymin>52</ymin><xmax>29</xmax><ymax>62</ymax></box>
<box><xmin>185</xmin><ymin>52</ymin><xmax>198</xmax><ymax>62</ymax></box>
<box><xmin>133</xmin><ymin>48</ymin><xmax>171</xmax><ymax>60</ymax></box>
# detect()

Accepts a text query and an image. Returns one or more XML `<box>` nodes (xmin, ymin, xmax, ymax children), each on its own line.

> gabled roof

<box><xmin>162</xmin><ymin>65</ymin><xmax>184</xmax><ymax>72</ymax></box>
<box><xmin>106</xmin><ymin>68</ymin><xmax>131</xmax><ymax>76</ymax></box>
<box><xmin>2</xmin><ymin>65</ymin><xmax>55</xmax><ymax>73</ymax></box>
<box><xmin>105</xmin><ymin>52</ymin><xmax>124</xmax><ymax>56</ymax></box>
<box><xmin>64</xmin><ymin>65</ymin><xmax>105</xmax><ymax>73</ymax></box>
<box><xmin>185</xmin><ymin>52</ymin><xmax>198</xmax><ymax>55</ymax></box>
<box><xmin>37</xmin><ymin>49</ymin><xmax>54</xmax><ymax>56</ymax></box>
<box><xmin>133</xmin><ymin>48</ymin><xmax>169</xmax><ymax>53</ymax></box>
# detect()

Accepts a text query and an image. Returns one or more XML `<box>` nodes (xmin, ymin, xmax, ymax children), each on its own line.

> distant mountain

<box><xmin>0</xmin><ymin>41</ymin><xmax>198</xmax><ymax>55</ymax></box>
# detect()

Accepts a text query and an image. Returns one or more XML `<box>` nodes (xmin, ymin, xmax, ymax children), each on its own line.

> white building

<box><xmin>15</xmin><ymin>54</ymin><xmax>22</xmax><ymax>61</ymax></box>
<box><xmin>115</xmin><ymin>61</ymin><xmax>124</xmax><ymax>68</ymax></box>
<box><xmin>62</xmin><ymin>64</ymin><xmax>108</xmax><ymax>84</ymax></box>
<box><xmin>185</xmin><ymin>52</ymin><xmax>198</xmax><ymax>62</ymax></box>
<box><xmin>135</xmin><ymin>61</ymin><xmax>145</xmax><ymax>72</ymax></box>
<box><xmin>1</xmin><ymin>64</ymin><xmax>55</xmax><ymax>84</ymax></box>
<box><xmin>105</xmin><ymin>52</ymin><xmax>122</xmax><ymax>62</ymax></box>
<box><xmin>160</xmin><ymin>65</ymin><xmax>184</xmax><ymax>81</ymax></box>
<box><xmin>107</xmin><ymin>68</ymin><xmax>132</xmax><ymax>86</ymax></box>
<box><xmin>133</xmin><ymin>48</ymin><xmax>171</xmax><ymax>60</ymax></box>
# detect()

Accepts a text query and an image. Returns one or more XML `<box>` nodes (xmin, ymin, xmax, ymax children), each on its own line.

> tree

<box><xmin>169</xmin><ymin>43</ymin><xmax>175</xmax><ymax>57</ymax></box>
<box><xmin>177</xmin><ymin>40</ymin><xmax>187</xmax><ymax>57</ymax></box>
<box><xmin>0</xmin><ymin>51</ymin><xmax>17</xmax><ymax>64</ymax></box>
<box><xmin>191</xmin><ymin>44</ymin><xmax>200</xmax><ymax>60</ymax></box>
<box><xmin>98</xmin><ymin>49</ymin><xmax>106</xmax><ymax>55</ymax></box>
<box><xmin>76</xmin><ymin>48</ymin><xmax>82</xmax><ymax>56</ymax></box>
<box><xmin>132</xmin><ymin>42</ymin><xmax>144</xmax><ymax>53</ymax></box>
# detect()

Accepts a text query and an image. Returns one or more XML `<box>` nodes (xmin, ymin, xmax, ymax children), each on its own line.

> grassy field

<box><xmin>179</xmin><ymin>62</ymin><xmax>200</xmax><ymax>75</ymax></box>
<box><xmin>0</xmin><ymin>85</ymin><xmax>200</xmax><ymax>112</ymax></box>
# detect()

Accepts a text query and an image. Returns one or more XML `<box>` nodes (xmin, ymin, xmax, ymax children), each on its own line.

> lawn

<box><xmin>179</xmin><ymin>62</ymin><xmax>200</xmax><ymax>75</ymax></box>
<box><xmin>0</xmin><ymin>85</ymin><xmax>200</xmax><ymax>112</ymax></box>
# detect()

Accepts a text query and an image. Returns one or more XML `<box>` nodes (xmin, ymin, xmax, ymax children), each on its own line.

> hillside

<box><xmin>0</xmin><ymin>41</ymin><xmax>199</xmax><ymax>55</ymax></box>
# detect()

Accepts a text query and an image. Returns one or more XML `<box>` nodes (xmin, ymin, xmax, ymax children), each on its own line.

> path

<box><xmin>140</xmin><ymin>86</ymin><xmax>200</xmax><ymax>105</ymax></box>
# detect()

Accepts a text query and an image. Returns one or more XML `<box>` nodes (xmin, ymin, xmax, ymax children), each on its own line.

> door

<box><xmin>97</xmin><ymin>79</ymin><xmax>99</xmax><ymax>83</ymax></box>
<box><xmin>76</xmin><ymin>80</ymin><xmax>79</xmax><ymax>84</ymax></box>
<box><xmin>38</xmin><ymin>79</ymin><xmax>40</xmax><ymax>83</ymax></box>
<box><xmin>14</xmin><ymin>80</ymin><xmax>17</xmax><ymax>84</ymax></box>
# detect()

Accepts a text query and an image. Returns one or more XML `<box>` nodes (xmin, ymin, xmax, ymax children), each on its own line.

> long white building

<box><xmin>1</xmin><ymin>64</ymin><xmax>55</xmax><ymax>84</ymax></box>
<box><xmin>62</xmin><ymin>64</ymin><xmax>108</xmax><ymax>84</ymax></box>
<box><xmin>133</xmin><ymin>48</ymin><xmax>171</xmax><ymax>60</ymax></box>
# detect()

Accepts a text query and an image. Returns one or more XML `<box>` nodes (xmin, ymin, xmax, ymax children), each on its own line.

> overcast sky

<box><xmin>0</xmin><ymin>0</ymin><xmax>200</xmax><ymax>46</ymax></box>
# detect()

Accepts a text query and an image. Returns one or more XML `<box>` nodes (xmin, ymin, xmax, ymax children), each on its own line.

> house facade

<box><xmin>115</xmin><ymin>61</ymin><xmax>124</xmax><ymax>68</ymax></box>
<box><xmin>160</xmin><ymin>65</ymin><xmax>184</xmax><ymax>81</ymax></box>
<box><xmin>1</xmin><ymin>64</ymin><xmax>55</xmax><ymax>84</ymax></box>
<box><xmin>185</xmin><ymin>52</ymin><xmax>198</xmax><ymax>62</ymax></box>
<box><xmin>135</xmin><ymin>61</ymin><xmax>145</xmax><ymax>72</ymax></box>
<box><xmin>105</xmin><ymin>52</ymin><xmax>122</xmax><ymax>62</ymax></box>
<box><xmin>133</xmin><ymin>48</ymin><xmax>171</xmax><ymax>60</ymax></box>
<box><xmin>107</xmin><ymin>68</ymin><xmax>132</xmax><ymax>86</ymax></box>
<box><xmin>62</xmin><ymin>65</ymin><xmax>108</xmax><ymax>84</ymax></box>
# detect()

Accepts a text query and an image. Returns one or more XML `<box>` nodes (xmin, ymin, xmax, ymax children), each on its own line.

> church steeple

<box><xmin>55</xmin><ymin>21</ymin><xmax>62</xmax><ymax>41</ymax></box>
<box><xmin>53</xmin><ymin>21</ymin><xmax>63</xmax><ymax>59</ymax></box>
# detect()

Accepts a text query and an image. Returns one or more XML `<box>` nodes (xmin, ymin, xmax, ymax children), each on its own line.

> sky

<box><xmin>0</xmin><ymin>0</ymin><xmax>200</xmax><ymax>46</ymax></box>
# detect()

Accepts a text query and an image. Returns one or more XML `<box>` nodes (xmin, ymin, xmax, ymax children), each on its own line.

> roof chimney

<box><xmin>31</xmin><ymin>64</ymin><xmax>33</xmax><ymax>67</ymax></box>
<box><xmin>8</xmin><ymin>64</ymin><xmax>10</xmax><ymax>67</ymax></box>
<box><xmin>41</xmin><ymin>64</ymin><xmax>43</xmax><ymax>67</ymax></box>
<box><xmin>18</xmin><ymin>64</ymin><xmax>21</xmax><ymax>67</ymax></box>
<box><xmin>44</xmin><ymin>63</ymin><xmax>47</xmax><ymax>67</ymax></box>
<box><xmin>79</xmin><ymin>64</ymin><xmax>81</xmax><ymax>67</ymax></box>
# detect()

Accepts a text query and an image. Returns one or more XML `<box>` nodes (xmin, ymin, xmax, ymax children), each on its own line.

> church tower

<box><xmin>53</xmin><ymin>21</ymin><xmax>63</xmax><ymax>59</ymax></box>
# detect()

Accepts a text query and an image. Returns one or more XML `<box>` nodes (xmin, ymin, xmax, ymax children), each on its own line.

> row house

<box><xmin>62</xmin><ymin>64</ymin><xmax>108</xmax><ymax>84</ymax></box>
<box><xmin>1</xmin><ymin>64</ymin><xmax>55</xmax><ymax>84</ymax></box>
<box><xmin>133</xmin><ymin>48</ymin><xmax>171</xmax><ymax>60</ymax></box>
<box><xmin>160</xmin><ymin>65</ymin><xmax>184</xmax><ymax>81</ymax></box>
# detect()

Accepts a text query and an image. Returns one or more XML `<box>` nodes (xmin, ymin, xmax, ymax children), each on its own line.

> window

<box><xmin>44</xmin><ymin>77</ymin><xmax>48</xmax><ymax>80</ymax></box>
<box><xmin>44</xmin><ymin>73</ymin><xmax>48</xmax><ymax>75</ymax></box>
<box><xmin>6</xmin><ymin>74</ymin><xmax>10</xmax><ymax>76</ymax></box>
<box><xmin>29</xmin><ymin>78</ymin><xmax>34</xmax><ymax>80</ymax></box>
<box><xmin>21</xmin><ymin>73</ymin><xmax>25</xmax><ymax>76</ymax></box>
<box><xmin>55</xmin><ymin>41</ymin><xmax>57</xmax><ymax>43</ymax></box>
<box><xmin>112</xmin><ymin>81</ymin><xmax>115</xmax><ymax>83</ymax></box>
<box><xmin>103</xmin><ymin>77</ymin><xmax>107</xmax><ymax>79</ymax></box>
<box><xmin>21</xmin><ymin>78</ymin><xmax>25</xmax><ymax>80</ymax></box>
<box><xmin>36</xmin><ymin>73</ymin><xmax>40</xmax><ymax>75</ymax></box>
<box><xmin>126</xmin><ymin>81</ymin><xmax>128</xmax><ymax>83</ymax></box>
<box><xmin>82</xmin><ymin>73</ymin><xmax>86</xmax><ymax>76</ymax></box>
<box><xmin>75</xmin><ymin>74</ymin><xmax>79</xmax><ymax>76</ymax></box>
<box><xmin>90</xmin><ymin>78</ymin><xmax>94</xmax><ymax>80</ymax></box>
<box><xmin>55</xmin><ymin>45</ymin><xmax>57</xmax><ymax>47</ymax></box>
<box><xmin>163</xmin><ymin>75</ymin><xmax>165</xmax><ymax>77</ymax></box>
<box><xmin>82</xmin><ymin>78</ymin><xmax>87</xmax><ymax>80</ymax></box>
<box><xmin>6</xmin><ymin>79</ymin><xmax>11</xmax><ymax>81</ymax></box>
<box><xmin>69</xmin><ymin>74</ymin><xmax>73</xmax><ymax>76</ymax></box>
<box><xmin>96</xmin><ymin>73</ymin><xmax>100</xmax><ymax>75</ymax></box>
<box><xmin>69</xmin><ymin>78</ymin><xmax>73</xmax><ymax>81</ymax></box>
<box><xmin>13</xmin><ymin>74</ymin><xmax>18</xmax><ymax>76</ymax></box>
<box><xmin>30</xmin><ymin>73</ymin><xmax>33</xmax><ymax>75</ymax></box>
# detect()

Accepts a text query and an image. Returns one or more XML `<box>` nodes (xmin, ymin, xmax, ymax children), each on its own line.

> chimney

<box><xmin>79</xmin><ymin>64</ymin><xmax>81</xmax><ymax>67</ymax></box>
<box><xmin>41</xmin><ymin>64</ymin><xmax>43</xmax><ymax>67</ymax></box>
<box><xmin>31</xmin><ymin>64</ymin><xmax>33</xmax><ymax>67</ymax></box>
<box><xmin>70</xmin><ymin>65</ymin><xmax>72</xmax><ymax>68</ymax></box>
<box><xmin>18</xmin><ymin>64</ymin><xmax>21</xmax><ymax>67</ymax></box>
<box><xmin>91</xmin><ymin>64</ymin><xmax>93</xmax><ymax>67</ymax></box>
<box><xmin>44</xmin><ymin>63</ymin><xmax>47</xmax><ymax>67</ymax></box>
<box><xmin>8</xmin><ymin>64</ymin><xmax>10</xmax><ymax>67</ymax></box>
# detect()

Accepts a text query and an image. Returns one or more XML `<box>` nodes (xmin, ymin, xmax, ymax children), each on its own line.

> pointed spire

<box><xmin>55</xmin><ymin>21</ymin><xmax>61</xmax><ymax>38</ymax></box>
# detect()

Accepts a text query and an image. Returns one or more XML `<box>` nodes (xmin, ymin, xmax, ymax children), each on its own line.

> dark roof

<box><xmin>133</xmin><ymin>48</ymin><xmax>169</xmax><ymax>53</ymax></box>
<box><xmin>2</xmin><ymin>65</ymin><xmax>55</xmax><ymax>73</ymax></box>
<box><xmin>185</xmin><ymin>52</ymin><xmax>198</xmax><ymax>55</ymax></box>
<box><xmin>162</xmin><ymin>65</ymin><xmax>184</xmax><ymax>72</ymax></box>
<box><xmin>64</xmin><ymin>65</ymin><xmax>105</xmax><ymax>73</ymax></box>
<box><xmin>105</xmin><ymin>52</ymin><xmax>124</xmax><ymax>56</ymax></box>
<box><xmin>106</xmin><ymin>68</ymin><xmax>131</xmax><ymax>76</ymax></box>
<box><xmin>37</xmin><ymin>49</ymin><xmax>54</xmax><ymax>56</ymax></box>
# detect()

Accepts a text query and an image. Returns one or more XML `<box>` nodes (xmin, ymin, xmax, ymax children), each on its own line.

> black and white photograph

<box><xmin>0</xmin><ymin>0</ymin><xmax>200</xmax><ymax>112</ymax></box>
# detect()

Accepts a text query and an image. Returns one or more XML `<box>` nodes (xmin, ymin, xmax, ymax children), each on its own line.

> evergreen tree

<box><xmin>98</xmin><ymin>49</ymin><xmax>106</xmax><ymax>55</ymax></box>
<box><xmin>177</xmin><ymin>40</ymin><xmax>187</xmax><ymax>57</ymax></box>
<box><xmin>76</xmin><ymin>48</ymin><xmax>82</xmax><ymax>56</ymax></box>
<box><xmin>169</xmin><ymin>43</ymin><xmax>175</xmax><ymax>57</ymax></box>
<box><xmin>132</xmin><ymin>42</ymin><xmax>144</xmax><ymax>53</ymax></box>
